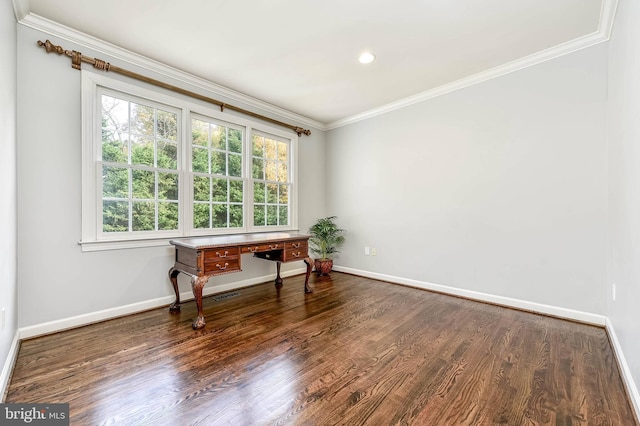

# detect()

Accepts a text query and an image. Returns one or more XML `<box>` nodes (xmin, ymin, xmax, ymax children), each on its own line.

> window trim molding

<box><xmin>80</xmin><ymin>70</ymin><xmax>299</xmax><ymax>251</ymax></box>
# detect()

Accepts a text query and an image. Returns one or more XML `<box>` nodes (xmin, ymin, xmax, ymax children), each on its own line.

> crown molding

<box><xmin>327</xmin><ymin>0</ymin><xmax>619</xmax><ymax>130</ymax></box>
<box><xmin>16</xmin><ymin>10</ymin><xmax>326</xmax><ymax>132</ymax></box>
<box><xmin>12</xmin><ymin>0</ymin><xmax>29</xmax><ymax>21</ymax></box>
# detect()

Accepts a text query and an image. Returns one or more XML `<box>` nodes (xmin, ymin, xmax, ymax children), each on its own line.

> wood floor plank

<box><xmin>6</xmin><ymin>273</ymin><xmax>638</xmax><ymax>425</ymax></box>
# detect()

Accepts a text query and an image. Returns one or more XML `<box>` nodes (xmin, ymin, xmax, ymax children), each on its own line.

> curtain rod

<box><xmin>37</xmin><ymin>39</ymin><xmax>312</xmax><ymax>137</ymax></box>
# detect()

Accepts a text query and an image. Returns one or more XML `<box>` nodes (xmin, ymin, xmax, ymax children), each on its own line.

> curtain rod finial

<box><xmin>38</xmin><ymin>39</ymin><xmax>65</xmax><ymax>56</ymax></box>
<box><xmin>295</xmin><ymin>127</ymin><xmax>311</xmax><ymax>136</ymax></box>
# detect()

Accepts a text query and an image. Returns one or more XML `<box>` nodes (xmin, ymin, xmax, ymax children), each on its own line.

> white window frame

<box><xmin>80</xmin><ymin>70</ymin><xmax>298</xmax><ymax>251</ymax></box>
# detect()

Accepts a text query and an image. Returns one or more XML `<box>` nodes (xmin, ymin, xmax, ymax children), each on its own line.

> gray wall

<box><xmin>326</xmin><ymin>44</ymin><xmax>608</xmax><ymax>315</ymax></box>
<box><xmin>16</xmin><ymin>25</ymin><xmax>325</xmax><ymax>328</ymax></box>
<box><xmin>607</xmin><ymin>0</ymin><xmax>640</xmax><ymax>397</ymax></box>
<box><xmin>0</xmin><ymin>0</ymin><xmax>18</xmax><ymax>396</ymax></box>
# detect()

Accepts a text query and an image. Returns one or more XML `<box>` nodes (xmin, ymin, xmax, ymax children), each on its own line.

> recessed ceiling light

<box><xmin>358</xmin><ymin>52</ymin><xmax>376</xmax><ymax>64</ymax></box>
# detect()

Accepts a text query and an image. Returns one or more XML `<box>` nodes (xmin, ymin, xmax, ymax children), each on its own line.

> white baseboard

<box><xmin>1</xmin><ymin>330</ymin><xmax>20</xmax><ymax>402</ymax></box>
<box><xmin>333</xmin><ymin>266</ymin><xmax>607</xmax><ymax>326</ymax></box>
<box><xmin>19</xmin><ymin>267</ymin><xmax>307</xmax><ymax>340</ymax></box>
<box><xmin>605</xmin><ymin>318</ymin><xmax>640</xmax><ymax>420</ymax></box>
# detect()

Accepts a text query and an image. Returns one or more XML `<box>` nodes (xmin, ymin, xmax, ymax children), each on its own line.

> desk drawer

<box><xmin>203</xmin><ymin>257</ymin><xmax>241</xmax><ymax>274</ymax></box>
<box><xmin>241</xmin><ymin>242</ymin><xmax>284</xmax><ymax>254</ymax></box>
<box><xmin>285</xmin><ymin>240</ymin><xmax>307</xmax><ymax>251</ymax></box>
<box><xmin>283</xmin><ymin>240</ymin><xmax>308</xmax><ymax>262</ymax></box>
<box><xmin>203</xmin><ymin>246</ymin><xmax>240</xmax><ymax>262</ymax></box>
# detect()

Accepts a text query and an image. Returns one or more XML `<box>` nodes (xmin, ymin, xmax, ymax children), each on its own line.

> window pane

<box><xmin>102</xmin><ymin>95</ymin><xmax>129</xmax><ymax>135</ymax></box>
<box><xmin>267</xmin><ymin>183</ymin><xmax>278</xmax><ymax>204</ymax></box>
<box><xmin>103</xmin><ymin>166</ymin><xmax>129</xmax><ymax>198</ymax></box>
<box><xmin>192</xmin><ymin>147</ymin><xmax>209</xmax><ymax>173</ymax></box>
<box><xmin>211</xmin><ymin>125</ymin><xmax>224</xmax><ymax>150</ymax></box>
<box><xmin>193</xmin><ymin>175</ymin><xmax>210</xmax><ymax>202</ymax></box>
<box><xmin>229</xmin><ymin>129</ymin><xmax>242</xmax><ymax>153</ymax></box>
<box><xmin>254</xmin><ymin>204</ymin><xmax>265</xmax><ymax>226</ymax></box>
<box><xmin>252</xmin><ymin>158</ymin><xmax>264</xmax><ymax>179</ymax></box>
<box><xmin>279</xmin><ymin>205</ymin><xmax>288</xmax><ymax>226</ymax></box>
<box><xmin>102</xmin><ymin>131</ymin><xmax>127</xmax><ymax>163</ymax></box>
<box><xmin>212</xmin><ymin>204</ymin><xmax>228</xmax><ymax>228</ymax></box>
<box><xmin>265</xmin><ymin>138</ymin><xmax>277</xmax><ymax>160</ymax></box>
<box><xmin>212</xmin><ymin>178</ymin><xmax>228</xmax><ymax>202</ymax></box>
<box><xmin>158</xmin><ymin>202</ymin><xmax>178</xmax><ymax>230</ymax></box>
<box><xmin>265</xmin><ymin>160</ymin><xmax>277</xmax><ymax>181</ymax></box>
<box><xmin>131</xmin><ymin>136</ymin><xmax>154</xmax><ymax>166</ymax></box>
<box><xmin>254</xmin><ymin>182</ymin><xmax>265</xmax><ymax>203</ymax></box>
<box><xmin>230</xmin><ymin>180</ymin><xmax>243</xmax><ymax>203</ymax></box>
<box><xmin>132</xmin><ymin>169</ymin><xmax>155</xmax><ymax>199</ymax></box>
<box><xmin>211</xmin><ymin>151</ymin><xmax>226</xmax><ymax>175</ymax></box>
<box><xmin>156</xmin><ymin>109</ymin><xmax>177</xmax><ymax>141</ymax></box>
<box><xmin>277</xmin><ymin>142</ymin><xmax>287</xmax><ymax>162</ymax></box>
<box><xmin>193</xmin><ymin>203</ymin><xmax>210</xmax><ymax>228</ymax></box>
<box><xmin>278</xmin><ymin>184</ymin><xmax>288</xmax><ymax>204</ymax></box>
<box><xmin>159</xmin><ymin>173</ymin><xmax>178</xmax><ymax>200</ymax></box>
<box><xmin>266</xmin><ymin>205</ymin><xmax>278</xmax><ymax>226</ymax></box>
<box><xmin>252</xmin><ymin>134</ymin><xmax>264</xmax><ymax>156</ymax></box>
<box><xmin>103</xmin><ymin>200</ymin><xmax>129</xmax><ymax>232</ymax></box>
<box><xmin>277</xmin><ymin>163</ymin><xmax>288</xmax><ymax>182</ymax></box>
<box><xmin>228</xmin><ymin>153</ymin><xmax>242</xmax><ymax>177</ymax></box>
<box><xmin>157</xmin><ymin>141</ymin><xmax>177</xmax><ymax>169</ymax></box>
<box><xmin>192</xmin><ymin>119</ymin><xmax>209</xmax><ymax>147</ymax></box>
<box><xmin>131</xmin><ymin>103</ymin><xmax>154</xmax><ymax>136</ymax></box>
<box><xmin>132</xmin><ymin>201</ymin><xmax>155</xmax><ymax>231</ymax></box>
<box><xmin>230</xmin><ymin>204</ymin><xmax>243</xmax><ymax>227</ymax></box>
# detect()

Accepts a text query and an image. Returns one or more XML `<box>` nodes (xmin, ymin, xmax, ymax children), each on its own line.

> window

<box><xmin>81</xmin><ymin>71</ymin><xmax>297</xmax><ymax>251</ymax></box>
<box><xmin>100</xmin><ymin>94</ymin><xmax>180</xmax><ymax>234</ymax></box>
<box><xmin>191</xmin><ymin>117</ymin><xmax>244</xmax><ymax>230</ymax></box>
<box><xmin>252</xmin><ymin>133</ymin><xmax>291</xmax><ymax>227</ymax></box>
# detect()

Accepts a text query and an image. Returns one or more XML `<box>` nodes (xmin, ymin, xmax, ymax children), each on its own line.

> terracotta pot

<box><xmin>314</xmin><ymin>258</ymin><xmax>333</xmax><ymax>276</ymax></box>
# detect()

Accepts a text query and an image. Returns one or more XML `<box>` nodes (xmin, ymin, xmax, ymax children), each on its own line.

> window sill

<box><xmin>79</xmin><ymin>237</ymin><xmax>175</xmax><ymax>252</ymax></box>
<box><xmin>79</xmin><ymin>227</ymin><xmax>300</xmax><ymax>252</ymax></box>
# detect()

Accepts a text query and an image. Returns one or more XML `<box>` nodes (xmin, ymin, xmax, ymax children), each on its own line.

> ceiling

<box><xmin>17</xmin><ymin>0</ymin><xmax>611</xmax><ymax>126</ymax></box>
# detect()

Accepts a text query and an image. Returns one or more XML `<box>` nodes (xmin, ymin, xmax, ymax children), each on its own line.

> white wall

<box><xmin>0</xmin><ymin>0</ymin><xmax>18</xmax><ymax>398</ymax></box>
<box><xmin>16</xmin><ymin>25</ymin><xmax>325</xmax><ymax>328</ymax></box>
<box><xmin>326</xmin><ymin>44</ymin><xmax>608</xmax><ymax>315</ymax></box>
<box><xmin>606</xmin><ymin>0</ymin><xmax>640</xmax><ymax>397</ymax></box>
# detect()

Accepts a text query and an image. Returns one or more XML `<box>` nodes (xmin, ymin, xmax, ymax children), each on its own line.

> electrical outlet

<box><xmin>365</xmin><ymin>246</ymin><xmax>370</xmax><ymax>255</ymax></box>
<box><xmin>612</xmin><ymin>283</ymin><xmax>616</xmax><ymax>302</ymax></box>
<box><xmin>371</xmin><ymin>247</ymin><xmax>377</xmax><ymax>256</ymax></box>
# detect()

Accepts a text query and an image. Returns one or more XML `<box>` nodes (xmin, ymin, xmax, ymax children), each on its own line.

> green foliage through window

<box><xmin>252</xmin><ymin>134</ymin><xmax>290</xmax><ymax>227</ymax></box>
<box><xmin>94</xmin><ymin>87</ymin><xmax>294</xmax><ymax>240</ymax></box>
<box><xmin>192</xmin><ymin>118</ymin><xmax>244</xmax><ymax>230</ymax></box>
<box><xmin>101</xmin><ymin>94</ymin><xmax>179</xmax><ymax>233</ymax></box>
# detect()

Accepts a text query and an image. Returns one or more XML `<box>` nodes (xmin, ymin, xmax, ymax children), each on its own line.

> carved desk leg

<box><xmin>168</xmin><ymin>267</ymin><xmax>181</xmax><ymax>313</ymax></box>
<box><xmin>303</xmin><ymin>257</ymin><xmax>313</xmax><ymax>293</ymax></box>
<box><xmin>191</xmin><ymin>275</ymin><xmax>209</xmax><ymax>330</ymax></box>
<box><xmin>275</xmin><ymin>261</ymin><xmax>283</xmax><ymax>290</ymax></box>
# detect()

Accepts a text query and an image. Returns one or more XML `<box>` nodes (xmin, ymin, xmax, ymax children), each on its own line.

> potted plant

<box><xmin>308</xmin><ymin>216</ymin><xmax>345</xmax><ymax>275</ymax></box>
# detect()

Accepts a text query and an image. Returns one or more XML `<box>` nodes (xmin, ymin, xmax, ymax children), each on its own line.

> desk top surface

<box><xmin>170</xmin><ymin>232</ymin><xmax>310</xmax><ymax>250</ymax></box>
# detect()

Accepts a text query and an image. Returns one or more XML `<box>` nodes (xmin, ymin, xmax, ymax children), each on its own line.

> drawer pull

<box><xmin>215</xmin><ymin>262</ymin><xmax>229</xmax><ymax>270</ymax></box>
<box><xmin>269</xmin><ymin>244</ymin><xmax>279</xmax><ymax>249</ymax></box>
<box><xmin>292</xmin><ymin>243</ymin><xmax>301</xmax><ymax>248</ymax></box>
<box><xmin>248</xmin><ymin>246</ymin><xmax>259</xmax><ymax>253</ymax></box>
<box><xmin>291</xmin><ymin>251</ymin><xmax>301</xmax><ymax>258</ymax></box>
<box><xmin>215</xmin><ymin>250</ymin><xmax>229</xmax><ymax>258</ymax></box>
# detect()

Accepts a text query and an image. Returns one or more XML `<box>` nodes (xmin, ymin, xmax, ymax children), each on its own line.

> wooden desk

<box><xmin>168</xmin><ymin>232</ymin><xmax>313</xmax><ymax>329</ymax></box>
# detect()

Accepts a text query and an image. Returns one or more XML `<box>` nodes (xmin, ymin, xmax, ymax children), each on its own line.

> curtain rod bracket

<box><xmin>71</xmin><ymin>51</ymin><xmax>82</xmax><ymax>70</ymax></box>
<box><xmin>36</xmin><ymin>39</ymin><xmax>311</xmax><ymax>137</ymax></box>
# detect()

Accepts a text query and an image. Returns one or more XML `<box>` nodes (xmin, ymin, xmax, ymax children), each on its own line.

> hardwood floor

<box><xmin>6</xmin><ymin>273</ymin><xmax>638</xmax><ymax>425</ymax></box>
